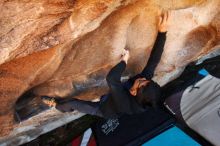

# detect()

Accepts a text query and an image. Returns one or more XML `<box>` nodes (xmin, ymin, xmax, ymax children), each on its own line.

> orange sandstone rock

<box><xmin>0</xmin><ymin>0</ymin><xmax>220</xmax><ymax>137</ymax></box>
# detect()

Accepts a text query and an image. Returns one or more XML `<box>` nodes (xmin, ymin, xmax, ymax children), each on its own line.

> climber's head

<box><xmin>135</xmin><ymin>81</ymin><xmax>162</xmax><ymax>108</ymax></box>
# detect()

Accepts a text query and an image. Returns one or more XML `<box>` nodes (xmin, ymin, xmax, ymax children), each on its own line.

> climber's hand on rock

<box><xmin>122</xmin><ymin>50</ymin><xmax>130</xmax><ymax>64</ymax></box>
<box><xmin>158</xmin><ymin>11</ymin><xmax>170</xmax><ymax>33</ymax></box>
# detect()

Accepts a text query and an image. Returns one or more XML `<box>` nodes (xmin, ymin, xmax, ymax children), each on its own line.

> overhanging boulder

<box><xmin>0</xmin><ymin>0</ymin><xmax>220</xmax><ymax>138</ymax></box>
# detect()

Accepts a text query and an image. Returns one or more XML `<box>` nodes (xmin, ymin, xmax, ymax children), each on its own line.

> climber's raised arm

<box><xmin>106</xmin><ymin>50</ymin><xmax>130</xmax><ymax>87</ymax></box>
<box><xmin>140</xmin><ymin>11</ymin><xmax>169</xmax><ymax>79</ymax></box>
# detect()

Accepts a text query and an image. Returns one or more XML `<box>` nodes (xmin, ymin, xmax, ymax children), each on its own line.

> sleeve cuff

<box><xmin>158</xmin><ymin>32</ymin><xmax>167</xmax><ymax>36</ymax></box>
<box><xmin>120</xmin><ymin>60</ymin><xmax>127</xmax><ymax>68</ymax></box>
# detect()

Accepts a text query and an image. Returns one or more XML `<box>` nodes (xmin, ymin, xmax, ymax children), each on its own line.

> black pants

<box><xmin>55</xmin><ymin>33</ymin><xmax>166</xmax><ymax>116</ymax></box>
<box><xmin>56</xmin><ymin>98</ymin><xmax>103</xmax><ymax>116</ymax></box>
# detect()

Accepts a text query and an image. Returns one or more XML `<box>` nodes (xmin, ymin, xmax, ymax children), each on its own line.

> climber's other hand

<box><xmin>122</xmin><ymin>50</ymin><xmax>130</xmax><ymax>64</ymax></box>
<box><xmin>158</xmin><ymin>11</ymin><xmax>170</xmax><ymax>33</ymax></box>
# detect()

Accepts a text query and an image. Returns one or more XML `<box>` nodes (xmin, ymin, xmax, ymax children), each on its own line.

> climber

<box><xmin>42</xmin><ymin>11</ymin><xmax>170</xmax><ymax>118</ymax></box>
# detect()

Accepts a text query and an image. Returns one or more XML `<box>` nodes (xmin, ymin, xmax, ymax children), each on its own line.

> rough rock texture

<box><xmin>0</xmin><ymin>0</ymin><xmax>220</xmax><ymax>137</ymax></box>
<box><xmin>0</xmin><ymin>110</ymin><xmax>85</xmax><ymax>146</ymax></box>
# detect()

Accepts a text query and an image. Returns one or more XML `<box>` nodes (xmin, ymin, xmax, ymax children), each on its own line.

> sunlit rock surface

<box><xmin>0</xmin><ymin>0</ymin><xmax>220</xmax><ymax>137</ymax></box>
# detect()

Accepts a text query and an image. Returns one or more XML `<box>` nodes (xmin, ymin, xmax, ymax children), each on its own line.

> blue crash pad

<box><xmin>142</xmin><ymin>126</ymin><xmax>201</xmax><ymax>146</ymax></box>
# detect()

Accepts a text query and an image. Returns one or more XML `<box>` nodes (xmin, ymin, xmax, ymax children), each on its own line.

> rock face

<box><xmin>0</xmin><ymin>0</ymin><xmax>220</xmax><ymax>137</ymax></box>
